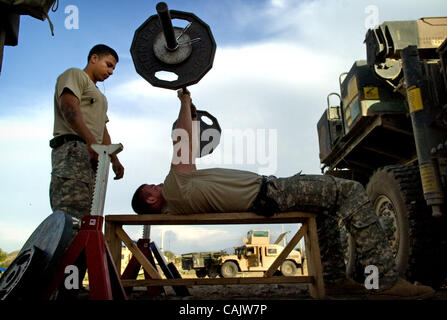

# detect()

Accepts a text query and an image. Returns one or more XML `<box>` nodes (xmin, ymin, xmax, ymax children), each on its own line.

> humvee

<box><xmin>218</xmin><ymin>230</ymin><xmax>304</xmax><ymax>278</ymax></box>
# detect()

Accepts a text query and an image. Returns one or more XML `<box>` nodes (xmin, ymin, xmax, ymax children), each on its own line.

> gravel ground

<box><xmin>127</xmin><ymin>268</ymin><xmax>447</xmax><ymax>301</ymax></box>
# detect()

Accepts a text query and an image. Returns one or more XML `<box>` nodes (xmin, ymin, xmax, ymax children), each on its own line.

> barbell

<box><xmin>130</xmin><ymin>2</ymin><xmax>216</xmax><ymax>90</ymax></box>
<box><xmin>130</xmin><ymin>2</ymin><xmax>221</xmax><ymax>157</ymax></box>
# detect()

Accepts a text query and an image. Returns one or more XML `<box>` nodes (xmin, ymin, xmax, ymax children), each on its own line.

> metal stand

<box><xmin>121</xmin><ymin>238</ymin><xmax>165</xmax><ymax>297</ymax></box>
<box><xmin>44</xmin><ymin>144</ymin><xmax>127</xmax><ymax>300</ymax></box>
<box><xmin>121</xmin><ymin>224</ymin><xmax>164</xmax><ymax>296</ymax></box>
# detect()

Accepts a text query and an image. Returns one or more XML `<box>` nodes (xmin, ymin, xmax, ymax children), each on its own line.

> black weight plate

<box><xmin>19</xmin><ymin>210</ymin><xmax>73</xmax><ymax>271</ymax></box>
<box><xmin>0</xmin><ymin>211</ymin><xmax>73</xmax><ymax>299</ymax></box>
<box><xmin>130</xmin><ymin>9</ymin><xmax>216</xmax><ymax>90</ymax></box>
<box><xmin>197</xmin><ymin>110</ymin><xmax>221</xmax><ymax>157</ymax></box>
<box><xmin>0</xmin><ymin>246</ymin><xmax>47</xmax><ymax>300</ymax></box>
<box><xmin>172</xmin><ymin>109</ymin><xmax>222</xmax><ymax>157</ymax></box>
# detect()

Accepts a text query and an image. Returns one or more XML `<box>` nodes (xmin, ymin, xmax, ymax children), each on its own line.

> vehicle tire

<box><xmin>348</xmin><ymin>165</ymin><xmax>447</xmax><ymax>288</ymax></box>
<box><xmin>195</xmin><ymin>269</ymin><xmax>207</xmax><ymax>278</ymax></box>
<box><xmin>281</xmin><ymin>260</ymin><xmax>297</xmax><ymax>277</ymax></box>
<box><xmin>207</xmin><ymin>266</ymin><xmax>219</xmax><ymax>278</ymax></box>
<box><xmin>220</xmin><ymin>261</ymin><xmax>238</xmax><ymax>278</ymax></box>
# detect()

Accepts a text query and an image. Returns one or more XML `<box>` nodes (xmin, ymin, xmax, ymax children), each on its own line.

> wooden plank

<box><xmin>264</xmin><ymin>224</ymin><xmax>307</xmax><ymax>278</ymax></box>
<box><xmin>105</xmin><ymin>211</ymin><xmax>315</xmax><ymax>225</ymax></box>
<box><xmin>105</xmin><ymin>210</ymin><xmax>323</xmax><ymax>298</ymax></box>
<box><xmin>304</xmin><ymin>217</ymin><xmax>325</xmax><ymax>299</ymax></box>
<box><xmin>115</xmin><ymin>226</ymin><xmax>162</xmax><ymax>280</ymax></box>
<box><xmin>105</xmin><ymin>220</ymin><xmax>122</xmax><ymax>272</ymax></box>
<box><xmin>121</xmin><ymin>276</ymin><xmax>314</xmax><ymax>287</ymax></box>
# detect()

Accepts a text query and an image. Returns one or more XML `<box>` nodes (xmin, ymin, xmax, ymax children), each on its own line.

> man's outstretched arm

<box><xmin>171</xmin><ymin>89</ymin><xmax>198</xmax><ymax>174</ymax></box>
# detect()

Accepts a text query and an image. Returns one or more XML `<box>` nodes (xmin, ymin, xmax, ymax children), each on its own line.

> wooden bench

<box><xmin>104</xmin><ymin>211</ymin><xmax>325</xmax><ymax>299</ymax></box>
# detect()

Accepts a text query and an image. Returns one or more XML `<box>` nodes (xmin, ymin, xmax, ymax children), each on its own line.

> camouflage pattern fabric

<box><xmin>50</xmin><ymin>141</ymin><xmax>95</xmax><ymax>220</ymax></box>
<box><xmin>264</xmin><ymin>173</ymin><xmax>399</xmax><ymax>289</ymax></box>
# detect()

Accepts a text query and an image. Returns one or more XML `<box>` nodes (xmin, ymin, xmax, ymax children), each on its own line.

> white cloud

<box><xmin>270</xmin><ymin>0</ymin><xmax>286</xmax><ymax>9</ymax></box>
<box><xmin>123</xmin><ymin>225</ymin><xmax>237</xmax><ymax>252</ymax></box>
<box><xmin>0</xmin><ymin>221</ymin><xmax>35</xmax><ymax>252</ymax></box>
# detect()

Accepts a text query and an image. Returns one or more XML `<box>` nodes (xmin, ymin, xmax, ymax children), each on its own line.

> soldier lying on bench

<box><xmin>131</xmin><ymin>89</ymin><xmax>435</xmax><ymax>299</ymax></box>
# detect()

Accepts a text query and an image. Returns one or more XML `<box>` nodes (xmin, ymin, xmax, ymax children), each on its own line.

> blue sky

<box><xmin>1</xmin><ymin>0</ymin><xmax>446</xmax><ymax>254</ymax></box>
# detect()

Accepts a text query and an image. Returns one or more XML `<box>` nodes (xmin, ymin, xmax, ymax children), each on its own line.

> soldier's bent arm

<box><xmin>59</xmin><ymin>88</ymin><xmax>98</xmax><ymax>160</ymax></box>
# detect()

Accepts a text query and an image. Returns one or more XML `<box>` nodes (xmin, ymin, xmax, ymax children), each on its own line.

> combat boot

<box><xmin>368</xmin><ymin>278</ymin><xmax>435</xmax><ymax>300</ymax></box>
<box><xmin>325</xmin><ymin>278</ymin><xmax>368</xmax><ymax>296</ymax></box>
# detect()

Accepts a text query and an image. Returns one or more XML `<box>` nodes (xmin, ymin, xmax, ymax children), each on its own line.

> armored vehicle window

<box><xmin>253</xmin><ymin>231</ymin><xmax>269</xmax><ymax>237</ymax></box>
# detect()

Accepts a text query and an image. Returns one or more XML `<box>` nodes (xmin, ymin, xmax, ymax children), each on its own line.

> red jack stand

<box><xmin>43</xmin><ymin>215</ymin><xmax>127</xmax><ymax>300</ymax></box>
<box><xmin>121</xmin><ymin>238</ymin><xmax>164</xmax><ymax>297</ymax></box>
<box><xmin>44</xmin><ymin>143</ymin><xmax>126</xmax><ymax>300</ymax></box>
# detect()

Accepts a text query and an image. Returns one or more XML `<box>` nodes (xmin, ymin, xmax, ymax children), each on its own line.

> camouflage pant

<box><xmin>265</xmin><ymin>173</ymin><xmax>399</xmax><ymax>289</ymax></box>
<box><xmin>50</xmin><ymin>141</ymin><xmax>95</xmax><ymax>221</ymax></box>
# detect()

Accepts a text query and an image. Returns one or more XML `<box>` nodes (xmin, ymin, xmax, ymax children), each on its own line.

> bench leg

<box><xmin>304</xmin><ymin>217</ymin><xmax>326</xmax><ymax>299</ymax></box>
<box><xmin>105</xmin><ymin>221</ymin><xmax>122</xmax><ymax>273</ymax></box>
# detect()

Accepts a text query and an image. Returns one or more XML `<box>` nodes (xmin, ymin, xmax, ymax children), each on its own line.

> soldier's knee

<box><xmin>49</xmin><ymin>175</ymin><xmax>92</xmax><ymax>219</ymax></box>
<box><xmin>344</xmin><ymin>179</ymin><xmax>366</xmax><ymax>195</ymax></box>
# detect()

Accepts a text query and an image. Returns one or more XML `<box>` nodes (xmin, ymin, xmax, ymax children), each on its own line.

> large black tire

<box><xmin>220</xmin><ymin>261</ymin><xmax>238</xmax><ymax>278</ymax></box>
<box><xmin>281</xmin><ymin>260</ymin><xmax>297</xmax><ymax>277</ymax></box>
<box><xmin>207</xmin><ymin>266</ymin><xmax>219</xmax><ymax>278</ymax></box>
<box><xmin>348</xmin><ymin>165</ymin><xmax>447</xmax><ymax>288</ymax></box>
<box><xmin>195</xmin><ymin>269</ymin><xmax>207</xmax><ymax>278</ymax></box>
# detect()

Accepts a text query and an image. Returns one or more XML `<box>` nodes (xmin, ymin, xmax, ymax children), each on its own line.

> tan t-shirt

<box><xmin>162</xmin><ymin>167</ymin><xmax>263</xmax><ymax>214</ymax></box>
<box><xmin>53</xmin><ymin>68</ymin><xmax>109</xmax><ymax>143</ymax></box>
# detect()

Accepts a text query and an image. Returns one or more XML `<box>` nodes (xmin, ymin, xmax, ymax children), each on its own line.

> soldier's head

<box><xmin>132</xmin><ymin>183</ymin><xmax>165</xmax><ymax>214</ymax></box>
<box><xmin>85</xmin><ymin>44</ymin><xmax>119</xmax><ymax>83</ymax></box>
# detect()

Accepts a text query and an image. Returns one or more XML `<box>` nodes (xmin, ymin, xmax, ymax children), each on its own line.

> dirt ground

<box><xmin>126</xmin><ymin>263</ymin><xmax>447</xmax><ymax>301</ymax></box>
<box><xmin>129</xmin><ymin>282</ymin><xmax>447</xmax><ymax>301</ymax></box>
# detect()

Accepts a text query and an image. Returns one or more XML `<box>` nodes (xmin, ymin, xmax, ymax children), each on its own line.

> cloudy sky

<box><xmin>1</xmin><ymin>0</ymin><xmax>445</xmax><ymax>254</ymax></box>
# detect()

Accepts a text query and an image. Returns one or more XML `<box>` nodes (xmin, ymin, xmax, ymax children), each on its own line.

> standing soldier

<box><xmin>49</xmin><ymin>44</ymin><xmax>124</xmax><ymax>229</ymax></box>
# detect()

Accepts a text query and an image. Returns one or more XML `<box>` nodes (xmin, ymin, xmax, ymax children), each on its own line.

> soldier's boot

<box><xmin>325</xmin><ymin>278</ymin><xmax>368</xmax><ymax>296</ymax></box>
<box><xmin>368</xmin><ymin>278</ymin><xmax>435</xmax><ymax>300</ymax></box>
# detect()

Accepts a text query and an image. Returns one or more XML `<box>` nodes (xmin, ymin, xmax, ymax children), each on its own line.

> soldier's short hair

<box><xmin>87</xmin><ymin>44</ymin><xmax>119</xmax><ymax>63</ymax></box>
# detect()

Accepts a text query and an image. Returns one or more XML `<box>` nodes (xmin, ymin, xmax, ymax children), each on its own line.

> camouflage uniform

<box><xmin>50</xmin><ymin>141</ymin><xmax>95</xmax><ymax>221</ymax></box>
<box><xmin>264</xmin><ymin>173</ymin><xmax>399</xmax><ymax>289</ymax></box>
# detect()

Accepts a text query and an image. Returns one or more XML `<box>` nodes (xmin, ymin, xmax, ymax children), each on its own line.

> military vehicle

<box><xmin>181</xmin><ymin>251</ymin><xmax>227</xmax><ymax>278</ymax></box>
<box><xmin>218</xmin><ymin>230</ymin><xmax>304</xmax><ymax>278</ymax></box>
<box><xmin>317</xmin><ymin>17</ymin><xmax>447</xmax><ymax>288</ymax></box>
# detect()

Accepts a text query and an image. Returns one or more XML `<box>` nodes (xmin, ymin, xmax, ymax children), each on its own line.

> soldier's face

<box><xmin>141</xmin><ymin>184</ymin><xmax>164</xmax><ymax>208</ymax></box>
<box><xmin>91</xmin><ymin>54</ymin><xmax>117</xmax><ymax>82</ymax></box>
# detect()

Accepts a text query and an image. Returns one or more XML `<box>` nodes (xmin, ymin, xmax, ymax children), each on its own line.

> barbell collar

<box><xmin>156</xmin><ymin>2</ymin><xmax>178</xmax><ymax>51</ymax></box>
